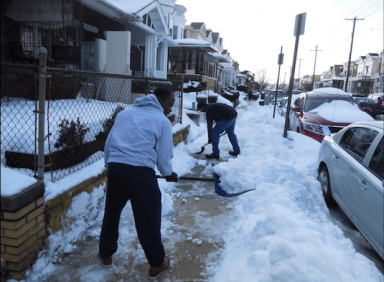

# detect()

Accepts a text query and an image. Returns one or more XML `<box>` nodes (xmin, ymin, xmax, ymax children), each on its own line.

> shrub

<box><xmin>54</xmin><ymin>117</ymin><xmax>90</xmax><ymax>149</ymax></box>
<box><xmin>95</xmin><ymin>106</ymin><xmax>125</xmax><ymax>142</ymax></box>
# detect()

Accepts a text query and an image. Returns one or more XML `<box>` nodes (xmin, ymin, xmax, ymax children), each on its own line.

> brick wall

<box><xmin>1</xmin><ymin>182</ymin><xmax>46</xmax><ymax>280</ymax></box>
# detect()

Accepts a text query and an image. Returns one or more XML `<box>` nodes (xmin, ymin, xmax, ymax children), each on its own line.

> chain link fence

<box><xmin>1</xmin><ymin>62</ymin><xmax>183</xmax><ymax>182</ymax></box>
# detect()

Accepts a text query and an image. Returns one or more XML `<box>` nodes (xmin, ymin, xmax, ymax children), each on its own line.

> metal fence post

<box><xmin>180</xmin><ymin>75</ymin><xmax>184</xmax><ymax>124</ymax></box>
<box><xmin>37</xmin><ymin>47</ymin><xmax>47</xmax><ymax>180</ymax></box>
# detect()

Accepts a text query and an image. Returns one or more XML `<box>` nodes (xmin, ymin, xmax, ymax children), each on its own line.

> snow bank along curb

<box><xmin>1</xmin><ymin>182</ymin><xmax>46</xmax><ymax>280</ymax></box>
<box><xmin>0</xmin><ymin>126</ymin><xmax>190</xmax><ymax>280</ymax></box>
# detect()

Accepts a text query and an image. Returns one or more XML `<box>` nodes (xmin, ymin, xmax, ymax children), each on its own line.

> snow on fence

<box><xmin>1</xmin><ymin>63</ymin><xmax>183</xmax><ymax>182</ymax></box>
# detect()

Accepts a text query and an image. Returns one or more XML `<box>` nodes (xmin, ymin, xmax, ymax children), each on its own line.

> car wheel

<box><xmin>318</xmin><ymin>166</ymin><xmax>337</xmax><ymax>207</ymax></box>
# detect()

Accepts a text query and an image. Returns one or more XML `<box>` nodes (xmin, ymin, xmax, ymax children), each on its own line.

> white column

<box><xmin>145</xmin><ymin>34</ymin><xmax>157</xmax><ymax>77</ymax></box>
<box><xmin>157</xmin><ymin>41</ymin><xmax>168</xmax><ymax>79</ymax></box>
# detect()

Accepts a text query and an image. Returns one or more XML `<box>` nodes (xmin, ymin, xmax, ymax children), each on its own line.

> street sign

<box><xmin>376</xmin><ymin>82</ymin><xmax>381</xmax><ymax>87</ymax></box>
<box><xmin>294</xmin><ymin>13</ymin><xmax>306</xmax><ymax>36</ymax></box>
<box><xmin>278</xmin><ymin>53</ymin><xmax>284</xmax><ymax>65</ymax></box>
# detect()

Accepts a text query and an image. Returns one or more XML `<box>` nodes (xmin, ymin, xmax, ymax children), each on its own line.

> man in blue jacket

<box><xmin>99</xmin><ymin>88</ymin><xmax>178</xmax><ymax>279</ymax></box>
<box><xmin>197</xmin><ymin>101</ymin><xmax>240</xmax><ymax>159</ymax></box>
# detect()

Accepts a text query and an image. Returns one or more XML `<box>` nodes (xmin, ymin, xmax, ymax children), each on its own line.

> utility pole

<box><xmin>284</xmin><ymin>72</ymin><xmax>286</xmax><ymax>85</ymax></box>
<box><xmin>296</xmin><ymin>58</ymin><xmax>304</xmax><ymax>89</ymax></box>
<box><xmin>310</xmin><ymin>45</ymin><xmax>322</xmax><ymax>90</ymax></box>
<box><xmin>344</xmin><ymin>16</ymin><xmax>364</xmax><ymax>92</ymax></box>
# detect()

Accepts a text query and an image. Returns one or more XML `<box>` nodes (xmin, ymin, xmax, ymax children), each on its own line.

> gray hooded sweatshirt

<box><xmin>104</xmin><ymin>94</ymin><xmax>173</xmax><ymax>176</ymax></box>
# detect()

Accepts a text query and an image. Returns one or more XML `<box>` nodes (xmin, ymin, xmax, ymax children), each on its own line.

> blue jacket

<box><xmin>104</xmin><ymin>94</ymin><xmax>174</xmax><ymax>176</ymax></box>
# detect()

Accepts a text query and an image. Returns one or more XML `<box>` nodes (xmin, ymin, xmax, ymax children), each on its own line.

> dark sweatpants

<box><xmin>99</xmin><ymin>162</ymin><xmax>165</xmax><ymax>267</ymax></box>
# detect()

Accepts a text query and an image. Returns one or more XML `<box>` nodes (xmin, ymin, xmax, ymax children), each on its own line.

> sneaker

<box><xmin>148</xmin><ymin>256</ymin><xmax>170</xmax><ymax>279</ymax></box>
<box><xmin>205</xmin><ymin>153</ymin><xmax>219</xmax><ymax>159</ymax></box>
<box><xmin>98</xmin><ymin>252</ymin><xmax>112</xmax><ymax>268</ymax></box>
<box><xmin>229</xmin><ymin>151</ymin><xmax>240</xmax><ymax>157</ymax></box>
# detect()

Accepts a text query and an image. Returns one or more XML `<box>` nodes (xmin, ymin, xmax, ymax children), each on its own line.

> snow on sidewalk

<box><xmin>14</xmin><ymin>100</ymin><xmax>383</xmax><ymax>282</ymax></box>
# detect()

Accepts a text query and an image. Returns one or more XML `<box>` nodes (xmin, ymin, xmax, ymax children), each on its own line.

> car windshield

<box><xmin>304</xmin><ymin>96</ymin><xmax>356</xmax><ymax>112</ymax></box>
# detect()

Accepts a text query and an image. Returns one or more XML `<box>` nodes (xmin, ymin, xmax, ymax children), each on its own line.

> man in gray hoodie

<box><xmin>99</xmin><ymin>88</ymin><xmax>178</xmax><ymax>279</ymax></box>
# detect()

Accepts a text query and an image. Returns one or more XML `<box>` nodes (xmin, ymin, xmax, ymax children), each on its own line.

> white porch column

<box><xmin>157</xmin><ymin>41</ymin><xmax>168</xmax><ymax>79</ymax></box>
<box><xmin>145</xmin><ymin>34</ymin><xmax>157</xmax><ymax>77</ymax></box>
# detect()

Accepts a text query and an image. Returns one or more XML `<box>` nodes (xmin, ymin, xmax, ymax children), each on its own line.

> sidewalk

<box><xmin>37</xmin><ymin>155</ymin><xmax>237</xmax><ymax>282</ymax></box>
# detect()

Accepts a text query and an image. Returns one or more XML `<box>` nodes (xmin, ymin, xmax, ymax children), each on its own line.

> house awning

<box><xmin>174</xmin><ymin>39</ymin><xmax>217</xmax><ymax>52</ymax></box>
<box><xmin>209</xmin><ymin>53</ymin><xmax>231</xmax><ymax>63</ymax></box>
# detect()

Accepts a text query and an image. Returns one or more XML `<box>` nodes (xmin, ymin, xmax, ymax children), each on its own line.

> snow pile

<box><xmin>1</xmin><ymin>167</ymin><xmax>37</xmax><ymax>196</ymax></box>
<box><xmin>206</xmin><ymin>104</ymin><xmax>382</xmax><ymax>282</ymax></box>
<box><xmin>312</xmin><ymin>87</ymin><xmax>348</xmax><ymax>95</ymax></box>
<box><xmin>310</xmin><ymin>100</ymin><xmax>374</xmax><ymax>123</ymax></box>
<box><xmin>183</xmin><ymin>80</ymin><xmax>201</xmax><ymax>89</ymax></box>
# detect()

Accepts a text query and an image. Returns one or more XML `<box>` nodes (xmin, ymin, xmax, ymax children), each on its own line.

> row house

<box><xmin>312</xmin><ymin>51</ymin><xmax>383</xmax><ymax>94</ymax></box>
<box><xmin>1</xmin><ymin>0</ymin><xmax>240</xmax><ymax>91</ymax></box>
<box><xmin>1</xmin><ymin>0</ymin><xmax>180</xmax><ymax>79</ymax></box>
<box><xmin>168</xmin><ymin>22</ymin><xmax>234</xmax><ymax>91</ymax></box>
<box><xmin>344</xmin><ymin>52</ymin><xmax>381</xmax><ymax>94</ymax></box>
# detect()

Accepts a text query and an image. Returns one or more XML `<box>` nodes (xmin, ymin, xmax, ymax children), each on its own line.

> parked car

<box><xmin>367</xmin><ymin>93</ymin><xmax>384</xmax><ymax>114</ymax></box>
<box><xmin>291</xmin><ymin>90</ymin><xmax>302</xmax><ymax>95</ymax></box>
<box><xmin>289</xmin><ymin>87</ymin><xmax>374</xmax><ymax>142</ymax></box>
<box><xmin>353</xmin><ymin>97</ymin><xmax>381</xmax><ymax>118</ymax></box>
<box><xmin>277</xmin><ymin>94</ymin><xmax>299</xmax><ymax>118</ymax></box>
<box><xmin>270</xmin><ymin>90</ymin><xmax>287</xmax><ymax>105</ymax></box>
<box><xmin>351</xmin><ymin>93</ymin><xmax>366</xmax><ymax>98</ymax></box>
<box><xmin>317</xmin><ymin>121</ymin><xmax>384</xmax><ymax>259</ymax></box>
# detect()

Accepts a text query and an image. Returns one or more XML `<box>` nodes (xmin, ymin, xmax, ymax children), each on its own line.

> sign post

<box><xmin>283</xmin><ymin>12</ymin><xmax>306</xmax><ymax>138</ymax></box>
<box><xmin>273</xmin><ymin>47</ymin><xmax>284</xmax><ymax>118</ymax></box>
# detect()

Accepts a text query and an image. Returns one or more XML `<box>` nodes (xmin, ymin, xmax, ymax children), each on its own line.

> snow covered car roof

<box><xmin>312</xmin><ymin>87</ymin><xmax>348</xmax><ymax>95</ymax></box>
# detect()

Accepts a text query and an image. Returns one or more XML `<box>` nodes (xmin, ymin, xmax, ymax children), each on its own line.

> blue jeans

<box><xmin>99</xmin><ymin>163</ymin><xmax>165</xmax><ymax>267</ymax></box>
<box><xmin>211</xmin><ymin>117</ymin><xmax>240</xmax><ymax>155</ymax></box>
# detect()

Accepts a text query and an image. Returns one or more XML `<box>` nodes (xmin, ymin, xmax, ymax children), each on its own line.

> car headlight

<box><xmin>303</xmin><ymin>122</ymin><xmax>325</xmax><ymax>135</ymax></box>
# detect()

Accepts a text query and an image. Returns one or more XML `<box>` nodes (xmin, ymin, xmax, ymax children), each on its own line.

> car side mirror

<box><xmin>292</xmin><ymin>106</ymin><xmax>301</xmax><ymax>112</ymax></box>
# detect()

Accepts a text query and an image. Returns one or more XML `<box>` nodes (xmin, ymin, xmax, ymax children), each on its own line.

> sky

<box><xmin>4</xmin><ymin>90</ymin><xmax>383</xmax><ymax>281</ymax></box>
<box><xmin>176</xmin><ymin>0</ymin><xmax>383</xmax><ymax>83</ymax></box>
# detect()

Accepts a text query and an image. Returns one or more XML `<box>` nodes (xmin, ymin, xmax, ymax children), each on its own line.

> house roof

<box><xmin>212</xmin><ymin>32</ymin><xmax>219</xmax><ymax>43</ymax></box>
<box><xmin>81</xmin><ymin>0</ymin><xmax>141</xmax><ymax>21</ymax></box>
<box><xmin>190</xmin><ymin>22</ymin><xmax>205</xmax><ymax>29</ymax></box>
<box><xmin>107</xmin><ymin>0</ymin><xmax>155</xmax><ymax>15</ymax></box>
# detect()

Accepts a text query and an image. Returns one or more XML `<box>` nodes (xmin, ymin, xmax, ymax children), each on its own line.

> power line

<box><xmin>329</xmin><ymin>0</ymin><xmax>372</xmax><ymax>34</ymax></box>
<box><xmin>345</xmin><ymin>0</ymin><xmax>372</xmax><ymax>18</ymax></box>
<box><xmin>362</xmin><ymin>6</ymin><xmax>383</xmax><ymax>18</ymax></box>
<box><xmin>358</xmin><ymin>0</ymin><xmax>382</xmax><ymax>17</ymax></box>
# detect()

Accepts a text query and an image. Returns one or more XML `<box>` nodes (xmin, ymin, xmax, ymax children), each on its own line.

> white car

<box><xmin>317</xmin><ymin>121</ymin><xmax>384</xmax><ymax>259</ymax></box>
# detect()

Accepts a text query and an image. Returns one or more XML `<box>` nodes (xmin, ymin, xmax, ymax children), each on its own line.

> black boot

<box><xmin>205</xmin><ymin>153</ymin><xmax>219</xmax><ymax>159</ymax></box>
<box><xmin>229</xmin><ymin>151</ymin><xmax>240</xmax><ymax>157</ymax></box>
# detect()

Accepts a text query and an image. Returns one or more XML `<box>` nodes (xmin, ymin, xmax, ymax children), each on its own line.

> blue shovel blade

<box><xmin>212</xmin><ymin>164</ymin><xmax>256</xmax><ymax>197</ymax></box>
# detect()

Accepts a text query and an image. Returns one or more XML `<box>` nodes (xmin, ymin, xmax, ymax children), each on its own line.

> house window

<box><xmin>173</xmin><ymin>26</ymin><xmax>178</xmax><ymax>39</ymax></box>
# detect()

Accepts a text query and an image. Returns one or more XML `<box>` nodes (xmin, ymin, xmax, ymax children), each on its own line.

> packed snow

<box><xmin>310</xmin><ymin>100</ymin><xmax>374</xmax><ymax>123</ymax></box>
<box><xmin>4</xmin><ymin>93</ymin><xmax>383</xmax><ymax>282</ymax></box>
<box><xmin>312</xmin><ymin>87</ymin><xmax>348</xmax><ymax>95</ymax></box>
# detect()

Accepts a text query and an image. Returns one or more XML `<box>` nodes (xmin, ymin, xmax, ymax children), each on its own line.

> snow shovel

<box><xmin>195</xmin><ymin>132</ymin><xmax>227</xmax><ymax>155</ymax></box>
<box><xmin>212</xmin><ymin>164</ymin><xmax>256</xmax><ymax>197</ymax></box>
<box><xmin>156</xmin><ymin>175</ymin><xmax>214</xmax><ymax>182</ymax></box>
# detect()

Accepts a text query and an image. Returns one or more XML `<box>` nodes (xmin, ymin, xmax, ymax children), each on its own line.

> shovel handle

<box><xmin>157</xmin><ymin>175</ymin><xmax>214</xmax><ymax>182</ymax></box>
<box><xmin>201</xmin><ymin>132</ymin><xmax>227</xmax><ymax>148</ymax></box>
